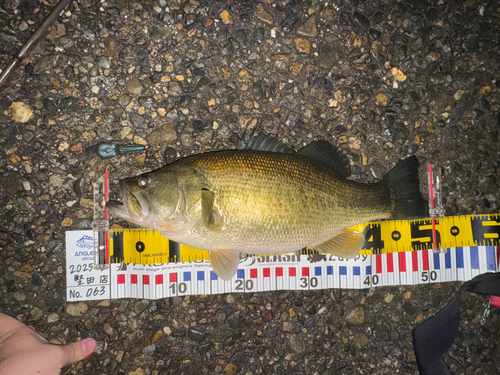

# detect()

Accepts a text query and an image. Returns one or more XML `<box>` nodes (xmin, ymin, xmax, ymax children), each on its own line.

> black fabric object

<box><xmin>412</xmin><ymin>272</ymin><xmax>500</xmax><ymax>375</ymax></box>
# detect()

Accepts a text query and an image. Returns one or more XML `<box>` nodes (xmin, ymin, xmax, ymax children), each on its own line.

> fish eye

<box><xmin>138</xmin><ymin>176</ymin><xmax>150</xmax><ymax>188</ymax></box>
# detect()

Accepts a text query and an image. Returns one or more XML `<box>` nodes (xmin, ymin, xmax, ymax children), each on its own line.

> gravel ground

<box><xmin>1</xmin><ymin>0</ymin><xmax>499</xmax><ymax>374</ymax></box>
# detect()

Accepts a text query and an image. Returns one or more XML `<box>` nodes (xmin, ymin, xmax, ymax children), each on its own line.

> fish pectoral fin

<box><xmin>201</xmin><ymin>188</ymin><xmax>223</xmax><ymax>231</ymax></box>
<box><xmin>209</xmin><ymin>249</ymin><xmax>240</xmax><ymax>280</ymax></box>
<box><xmin>310</xmin><ymin>229</ymin><xmax>365</xmax><ymax>258</ymax></box>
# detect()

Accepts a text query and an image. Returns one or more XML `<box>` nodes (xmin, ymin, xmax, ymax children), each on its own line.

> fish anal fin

<box><xmin>201</xmin><ymin>188</ymin><xmax>223</xmax><ymax>231</ymax></box>
<box><xmin>310</xmin><ymin>229</ymin><xmax>364</xmax><ymax>258</ymax></box>
<box><xmin>209</xmin><ymin>249</ymin><xmax>240</xmax><ymax>280</ymax></box>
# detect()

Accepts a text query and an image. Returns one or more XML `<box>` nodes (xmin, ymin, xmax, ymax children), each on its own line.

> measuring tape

<box><xmin>93</xmin><ymin>214</ymin><xmax>500</xmax><ymax>265</ymax></box>
<box><xmin>66</xmin><ymin>228</ymin><xmax>500</xmax><ymax>301</ymax></box>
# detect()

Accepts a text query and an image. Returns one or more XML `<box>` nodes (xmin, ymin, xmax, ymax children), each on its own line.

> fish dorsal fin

<box><xmin>309</xmin><ymin>229</ymin><xmax>364</xmax><ymax>258</ymax></box>
<box><xmin>210</xmin><ymin>249</ymin><xmax>240</xmax><ymax>280</ymax></box>
<box><xmin>297</xmin><ymin>141</ymin><xmax>351</xmax><ymax>178</ymax></box>
<box><xmin>238</xmin><ymin>132</ymin><xmax>295</xmax><ymax>154</ymax></box>
<box><xmin>201</xmin><ymin>188</ymin><xmax>223</xmax><ymax>231</ymax></box>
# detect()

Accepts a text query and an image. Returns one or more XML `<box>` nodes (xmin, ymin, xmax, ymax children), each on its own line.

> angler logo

<box><xmin>76</xmin><ymin>235</ymin><xmax>93</xmax><ymax>250</ymax></box>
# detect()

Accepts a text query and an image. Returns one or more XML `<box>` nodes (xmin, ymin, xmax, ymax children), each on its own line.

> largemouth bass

<box><xmin>107</xmin><ymin>133</ymin><xmax>427</xmax><ymax>280</ymax></box>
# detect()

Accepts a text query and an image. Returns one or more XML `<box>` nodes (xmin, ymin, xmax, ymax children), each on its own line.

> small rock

<box><xmin>224</xmin><ymin>364</ymin><xmax>238</xmax><ymax>375</ymax></box>
<box><xmin>147</xmin><ymin>123</ymin><xmax>177</xmax><ymax>145</ymax></box>
<box><xmin>14</xmin><ymin>292</ymin><xmax>26</xmax><ymax>301</ymax></box>
<box><xmin>391</xmin><ymin>67</ymin><xmax>407</xmax><ymax>82</ymax></box>
<box><xmin>306</xmin><ymin>304</ymin><xmax>317</xmax><ymax>315</ymax></box>
<box><xmin>297</xmin><ymin>17</ymin><xmax>317</xmax><ymax>37</ymax></box>
<box><xmin>188</xmin><ymin>329</ymin><xmax>206</xmax><ymax>343</ymax></box>
<box><xmin>283</xmin><ymin>321</ymin><xmax>292</xmax><ymax>332</ymax></box>
<box><xmin>427</xmin><ymin>51</ymin><xmax>440</xmax><ymax>62</ymax></box>
<box><xmin>352</xmin><ymin>12</ymin><xmax>370</xmax><ymax>33</ymax></box>
<box><xmin>142</xmin><ymin>344</ymin><xmax>156</xmax><ymax>355</ymax></box>
<box><xmin>129</xmin><ymin>112</ymin><xmax>145</xmax><ymax>128</ymax></box>
<box><xmin>286</xmin><ymin>112</ymin><xmax>301</xmax><ymax>127</ymax></box>
<box><xmin>118</xmin><ymin>94</ymin><xmax>132</xmax><ymax>106</ymax></box>
<box><xmin>345</xmin><ymin>307</ymin><xmax>365</xmax><ymax>325</ymax></box>
<box><xmin>19</xmin><ymin>20</ymin><xmax>28</xmax><ymax>31</ymax></box>
<box><xmin>31</xmin><ymin>273</ymin><xmax>42</xmax><ymax>286</ymax></box>
<box><xmin>254</xmin><ymin>3</ymin><xmax>273</xmax><ymax>24</ymax></box>
<box><xmin>104</xmin><ymin>36</ymin><xmax>119</xmax><ymax>57</ymax></box>
<box><xmin>318</xmin><ymin>42</ymin><xmax>343</xmax><ymax>70</ymax></box>
<box><xmin>294</xmin><ymin>37</ymin><xmax>311</xmax><ymax>54</ymax></box>
<box><xmin>97</xmin><ymin>57</ymin><xmax>110</xmax><ymax>69</ymax></box>
<box><xmin>376</xmin><ymin>93</ymin><xmax>389</xmax><ymax>106</ymax></box>
<box><xmin>272</xmin><ymin>54</ymin><xmax>290</xmax><ymax>69</ymax></box>
<box><xmin>219</xmin><ymin>10</ymin><xmax>233</xmax><ymax>24</ymax></box>
<box><xmin>37</xmin><ymin>234</ymin><xmax>51</xmax><ymax>243</ymax></box>
<box><xmin>30</xmin><ymin>307</ymin><xmax>43</xmax><ymax>320</ymax></box>
<box><xmin>46</xmin><ymin>21</ymin><xmax>66</xmax><ymax>42</ymax></box>
<box><xmin>290</xmin><ymin>62</ymin><xmax>303</xmax><ymax>76</ymax></box>
<box><xmin>353</xmin><ymin>332</ymin><xmax>370</xmax><ymax>348</ymax></box>
<box><xmin>134</xmin><ymin>300</ymin><xmax>150</xmax><ymax>314</ymax></box>
<box><xmin>288</xmin><ymin>334</ymin><xmax>305</xmax><ymax>353</ymax></box>
<box><xmin>7</xmin><ymin>102</ymin><xmax>33</xmax><ymax>123</ymax></box>
<box><xmin>104</xmin><ymin>323</ymin><xmax>113</xmax><ymax>335</ymax></box>
<box><xmin>66</xmin><ymin>302</ymin><xmax>88</xmax><ymax>316</ymax></box>
<box><xmin>454</xmin><ymin>90</ymin><xmax>464</xmax><ymax>101</ymax></box>
<box><xmin>152</xmin><ymin>330</ymin><xmax>165</xmax><ymax>343</ymax></box>
<box><xmin>163</xmin><ymin>147</ymin><xmax>177</xmax><ymax>164</ymax></box>
<box><xmin>127</xmin><ymin>78</ymin><xmax>143</xmax><ymax>95</ymax></box>
<box><xmin>47</xmin><ymin>313</ymin><xmax>59</xmax><ymax>323</ymax></box>
<box><xmin>61</xmin><ymin>217</ymin><xmax>73</xmax><ymax>227</ymax></box>
<box><xmin>403</xmin><ymin>303</ymin><xmax>417</xmax><ymax>315</ymax></box>
<box><xmin>481</xmin><ymin>86</ymin><xmax>491</xmax><ymax>95</ymax></box>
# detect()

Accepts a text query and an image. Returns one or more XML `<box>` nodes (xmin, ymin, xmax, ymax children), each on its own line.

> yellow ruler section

<box><xmin>106</xmin><ymin>214</ymin><xmax>500</xmax><ymax>265</ymax></box>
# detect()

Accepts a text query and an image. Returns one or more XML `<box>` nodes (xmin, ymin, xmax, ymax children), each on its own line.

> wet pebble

<box><xmin>163</xmin><ymin>147</ymin><xmax>177</xmax><ymax>164</ymax></box>
<box><xmin>47</xmin><ymin>313</ymin><xmax>59</xmax><ymax>323</ymax></box>
<box><xmin>345</xmin><ymin>307</ymin><xmax>365</xmax><ymax>325</ymax></box>
<box><xmin>30</xmin><ymin>307</ymin><xmax>43</xmax><ymax>320</ymax></box>
<box><xmin>306</xmin><ymin>304</ymin><xmax>317</xmax><ymax>315</ymax></box>
<box><xmin>59</xmin><ymin>97</ymin><xmax>74</xmax><ymax>111</ymax></box>
<box><xmin>8</xmin><ymin>102</ymin><xmax>33</xmax><ymax>123</ymax></box>
<box><xmin>288</xmin><ymin>333</ymin><xmax>305</xmax><ymax>353</ymax></box>
<box><xmin>254</xmin><ymin>3</ymin><xmax>274</xmax><ymax>25</ymax></box>
<box><xmin>142</xmin><ymin>344</ymin><xmax>156</xmax><ymax>355</ymax></box>
<box><xmin>97</xmin><ymin>57</ymin><xmax>110</xmax><ymax>69</ymax></box>
<box><xmin>297</xmin><ymin>17</ymin><xmax>317</xmax><ymax>37</ymax></box>
<box><xmin>127</xmin><ymin>78</ymin><xmax>143</xmax><ymax>95</ymax></box>
<box><xmin>118</xmin><ymin>94</ymin><xmax>132</xmax><ymax>107</ymax></box>
<box><xmin>129</xmin><ymin>112</ymin><xmax>145</xmax><ymax>128</ymax></box>
<box><xmin>352</xmin><ymin>11</ymin><xmax>370</xmax><ymax>33</ymax></box>
<box><xmin>147</xmin><ymin>123</ymin><xmax>177</xmax><ymax>145</ymax></box>
<box><xmin>286</xmin><ymin>112</ymin><xmax>301</xmax><ymax>127</ymax></box>
<box><xmin>66</xmin><ymin>302</ymin><xmax>88</xmax><ymax>316</ymax></box>
<box><xmin>318</xmin><ymin>42</ymin><xmax>343</xmax><ymax>70</ymax></box>
<box><xmin>224</xmin><ymin>364</ymin><xmax>238</xmax><ymax>375</ymax></box>
<box><xmin>353</xmin><ymin>332</ymin><xmax>370</xmax><ymax>348</ymax></box>
<box><xmin>188</xmin><ymin>329</ymin><xmax>206</xmax><ymax>343</ymax></box>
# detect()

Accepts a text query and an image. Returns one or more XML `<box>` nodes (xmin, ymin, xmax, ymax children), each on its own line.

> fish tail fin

<box><xmin>382</xmin><ymin>156</ymin><xmax>428</xmax><ymax>219</ymax></box>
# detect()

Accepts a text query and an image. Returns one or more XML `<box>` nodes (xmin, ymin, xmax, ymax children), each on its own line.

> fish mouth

<box><xmin>106</xmin><ymin>181</ymin><xmax>150</xmax><ymax>222</ymax></box>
